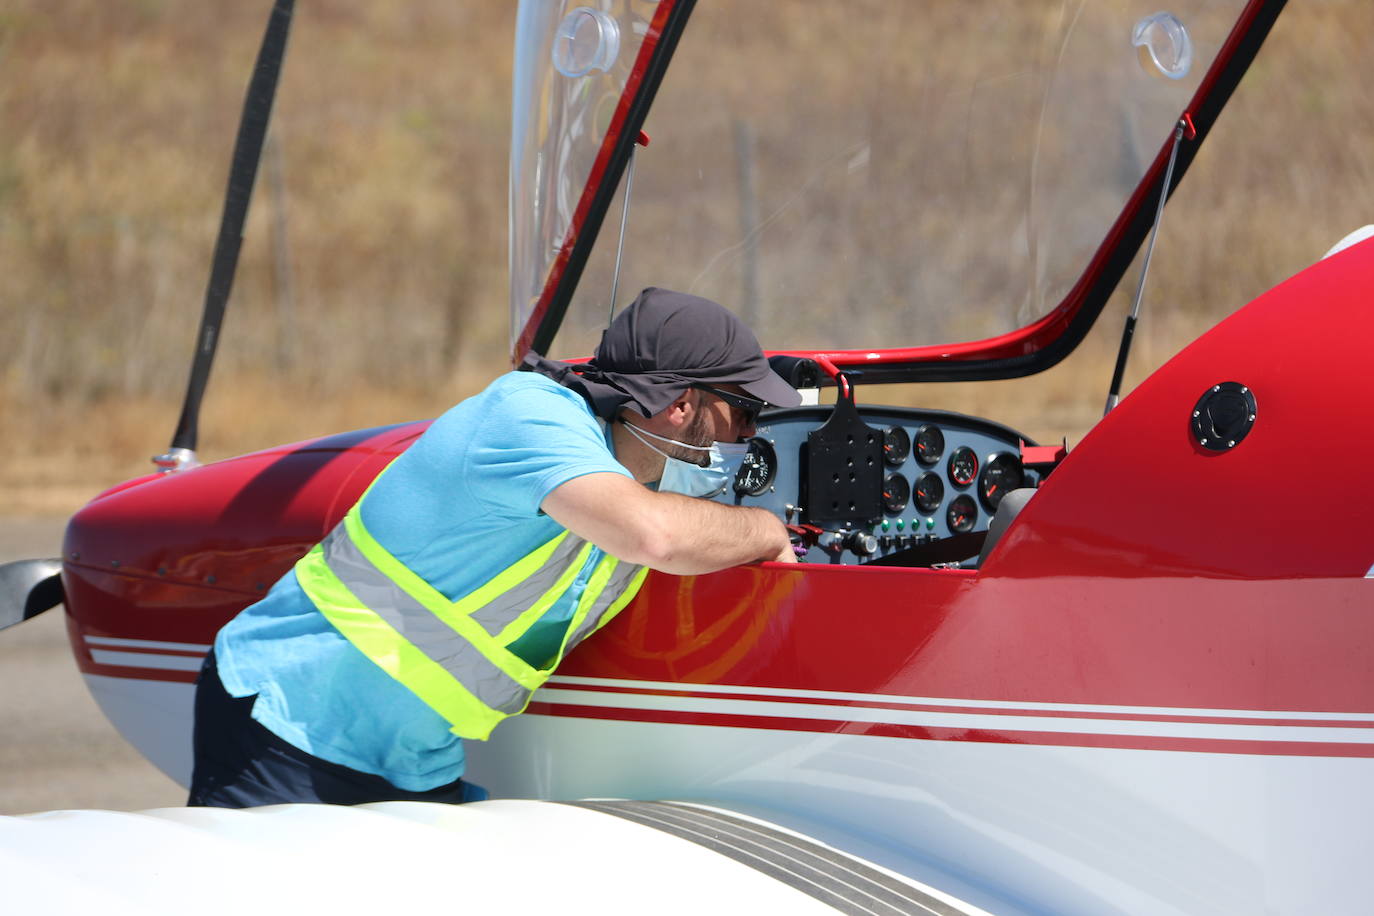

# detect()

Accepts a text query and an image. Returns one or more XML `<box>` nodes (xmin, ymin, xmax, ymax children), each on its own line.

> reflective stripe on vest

<box><xmin>295</xmin><ymin>506</ymin><xmax>647</xmax><ymax>740</ymax></box>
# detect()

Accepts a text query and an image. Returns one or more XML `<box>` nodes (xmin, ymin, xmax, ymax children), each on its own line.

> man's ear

<box><xmin>663</xmin><ymin>389</ymin><xmax>699</xmax><ymax>431</ymax></box>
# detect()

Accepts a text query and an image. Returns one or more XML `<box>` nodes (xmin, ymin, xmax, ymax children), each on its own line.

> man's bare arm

<box><xmin>541</xmin><ymin>472</ymin><xmax>796</xmax><ymax>574</ymax></box>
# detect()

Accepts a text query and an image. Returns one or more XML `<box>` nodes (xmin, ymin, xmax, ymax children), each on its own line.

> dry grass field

<box><xmin>0</xmin><ymin>0</ymin><xmax>1372</xmax><ymax>517</ymax></box>
<box><xmin>1</xmin><ymin>2</ymin><xmax>516</xmax><ymax>514</ymax></box>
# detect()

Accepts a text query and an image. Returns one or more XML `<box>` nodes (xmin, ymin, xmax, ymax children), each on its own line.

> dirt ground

<box><xmin>0</xmin><ymin>517</ymin><xmax>184</xmax><ymax>815</ymax></box>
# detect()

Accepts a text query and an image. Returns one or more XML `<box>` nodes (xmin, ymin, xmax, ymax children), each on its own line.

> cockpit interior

<box><xmin>714</xmin><ymin>362</ymin><xmax>1055</xmax><ymax>567</ymax></box>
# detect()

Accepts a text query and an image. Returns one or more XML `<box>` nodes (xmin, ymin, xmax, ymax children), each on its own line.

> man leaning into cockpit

<box><xmin>187</xmin><ymin>287</ymin><xmax>799</xmax><ymax>807</ymax></box>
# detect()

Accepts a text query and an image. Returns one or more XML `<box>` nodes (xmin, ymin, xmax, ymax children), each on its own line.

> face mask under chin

<box><xmin>621</xmin><ymin>420</ymin><xmax>751</xmax><ymax>499</ymax></box>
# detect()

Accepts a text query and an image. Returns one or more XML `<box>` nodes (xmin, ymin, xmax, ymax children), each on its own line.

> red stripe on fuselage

<box><xmin>79</xmin><ymin>668</ymin><xmax>1374</xmax><ymax>756</ymax></box>
<box><xmin>525</xmin><ymin>701</ymin><xmax>1374</xmax><ymax>759</ymax></box>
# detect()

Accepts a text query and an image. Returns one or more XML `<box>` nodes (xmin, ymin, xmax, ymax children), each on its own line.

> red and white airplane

<box><xmin>4</xmin><ymin>1</ymin><xmax>1371</xmax><ymax>913</ymax></box>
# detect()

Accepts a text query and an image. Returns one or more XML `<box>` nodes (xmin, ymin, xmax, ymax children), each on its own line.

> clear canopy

<box><xmin>510</xmin><ymin>1</ymin><xmax>1252</xmax><ymax>361</ymax></box>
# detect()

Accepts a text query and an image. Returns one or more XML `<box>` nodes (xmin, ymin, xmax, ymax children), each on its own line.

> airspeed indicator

<box><xmin>733</xmin><ymin>437</ymin><xmax>777</xmax><ymax>496</ymax></box>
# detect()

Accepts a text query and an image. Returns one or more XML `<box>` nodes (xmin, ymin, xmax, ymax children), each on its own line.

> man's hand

<box><xmin>542</xmin><ymin>472</ymin><xmax>796</xmax><ymax>575</ymax></box>
<box><xmin>771</xmin><ymin>541</ymin><xmax>799</xmax><ymax>564</ymax></box>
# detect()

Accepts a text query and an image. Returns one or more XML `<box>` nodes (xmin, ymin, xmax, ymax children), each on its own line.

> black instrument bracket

<box><xmin>801</xmin><ymin>374</ymin><xmax>884</xmax><ymax>526</ymax></box>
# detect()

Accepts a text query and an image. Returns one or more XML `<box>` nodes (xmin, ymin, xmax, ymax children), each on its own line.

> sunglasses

<box><xmin>693</xmin><ymin>384</ymin><xmax>768</xmax><ymax>426</ymax></box>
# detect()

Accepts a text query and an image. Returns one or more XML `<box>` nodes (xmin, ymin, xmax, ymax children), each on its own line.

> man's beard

<box><xmin>662</xmin><ymin>409</ymin><xmax>714</xmax><ymax>467</ymax></box>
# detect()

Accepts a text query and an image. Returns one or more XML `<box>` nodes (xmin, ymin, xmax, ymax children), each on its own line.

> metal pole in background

<box><xmin>733</xmin><ymin>119</ymin><xmax>759</xmax><ymax>327</ymax></box>
<box><xmin>265</xmin><ymin>129</ymin><xmax>296</xmax><ymax>371</ymax></box>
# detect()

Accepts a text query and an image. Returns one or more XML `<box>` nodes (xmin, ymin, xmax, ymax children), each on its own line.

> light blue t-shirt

<box><xmin>214</xmin><ymin>371</ymin><xmax>632</xmax><ymax>791</ymax></box>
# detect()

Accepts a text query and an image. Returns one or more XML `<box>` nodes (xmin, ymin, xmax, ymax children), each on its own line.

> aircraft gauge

<box><xmin>947</xmin><ymin>445</ymin><xmax>978</xmax><ymax>487</ymax></box>
<box><xmin>978</xmin><ymin>452</ymin><xmax>1025</xmax><ymax>512</ymax></box>
<box><xmin>947</xmin><ymin>494</ymin><xmax>977</xmax><ymax>534</ymax></box>
<box><xmin>882</xmin><ymin>473</ymin><xmax>910</xmax><ymax>514</ymax></box>
<box><xmin>914</xmin><ymin>471</ymin><xmax>944</xmax><ymax>514</ymax></box>
<box><xmin>915</xmin><ymin>425</ymin><xmax>944</xmax><ymax>466</ymax></box>
<box><xmin>882</xmin><ymin>426</ymin><xmax>911</xmax><ymax>467</ymax></box>
<box><xmin>733</xmin><ymin>437</ymin><xmax>777</xmax><ymax>497</ymax></box>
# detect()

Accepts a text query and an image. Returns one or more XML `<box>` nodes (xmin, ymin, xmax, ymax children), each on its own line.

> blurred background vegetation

<box><xmin>1</xmin><ymin>1</ymin><xmax>1371</xmax><ymax>514</ymax></box>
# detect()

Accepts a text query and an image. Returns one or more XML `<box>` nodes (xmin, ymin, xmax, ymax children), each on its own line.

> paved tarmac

<box><xmin>0</xmin><ymin>517</ymin><xmax>183</xmax><ymax>814</ymax></box>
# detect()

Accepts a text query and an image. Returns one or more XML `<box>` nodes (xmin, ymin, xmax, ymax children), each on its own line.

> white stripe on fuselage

<box><xmin>83</xmin><ymin>635</ymin><xmax>208</xmax><ymax>673</ymax></box>
<box><xmin>79</xmin><ymin>643</ymin><xmax>1374</xmax><ymax>742</ymax></box>
<box><xmin>85</xmin><ymin>635</ymin><xmax>212</xmax><ymax>652</ymax></box>
<box><xmin>89</xmin><ymin>649</ymin><xmax>205</xmax><ymax>671</ymax></box>
<box><xmin>544</xmin><ymin>675</ymin><xmax>1374</xmax><ymax>722</ymax></box>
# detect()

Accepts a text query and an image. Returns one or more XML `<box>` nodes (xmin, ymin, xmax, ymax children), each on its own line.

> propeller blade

<box><xmin>0</xmin><ymin>559</ymin><xmax>63</xmax><ymax>631</ymax></box>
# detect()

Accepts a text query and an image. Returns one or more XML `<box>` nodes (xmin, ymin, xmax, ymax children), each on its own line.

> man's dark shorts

<box><xmin>188</xmin><ymin>650</ymin><xmax>486</xmax><ymax>807</ymax></box>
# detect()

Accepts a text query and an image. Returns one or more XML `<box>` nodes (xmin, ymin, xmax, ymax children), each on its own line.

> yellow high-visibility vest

<box><xmin>295</xmin><ymin>500</ymin><xmax>647</xmax><ymax>740</ymax></box>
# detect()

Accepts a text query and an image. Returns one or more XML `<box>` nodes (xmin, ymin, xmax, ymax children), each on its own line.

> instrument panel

<box><xmin>713</xmin><ymin>405</ymin><xmax>1040</xmax><ymax>566</ymax></box>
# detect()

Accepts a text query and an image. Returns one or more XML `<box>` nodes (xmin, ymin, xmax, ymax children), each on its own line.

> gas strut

<box><xmin>156</xmin><ymin>0</ymin><xmax>296</xmax><ymax>472</ymax></box>
<box><xmin>1104</xmin><ymin>113</ymin><xmax>1194</xmax><ymax>416</ymax></box>
<box><xmin>607</xmin><ymin>131</ymin><xmax>651</xmax><ymax>325</ymax></box>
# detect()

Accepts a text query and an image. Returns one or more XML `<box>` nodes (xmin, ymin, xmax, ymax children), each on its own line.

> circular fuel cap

<box><xmin>1190</xmin><ymin>382</ymin><xmax>1257</xmax><ymax>452</ymax></box>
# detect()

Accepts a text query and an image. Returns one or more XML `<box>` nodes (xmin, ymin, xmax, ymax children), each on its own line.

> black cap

<box><xmin>524</xmin><ymin>288</ymin><xmax>801</xmax><ymax>419</ymax></box>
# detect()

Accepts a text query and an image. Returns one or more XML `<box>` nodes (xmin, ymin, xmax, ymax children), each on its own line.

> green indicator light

<box><xmin>881</xmin><ymin>519</ymin><xmax>890</xmax><ymax>531</ymax></box>
<box><xmin>896</xmin><ymin>519</ymin><xmax>905</xmax><ymax>531</ymax></box>
<box><xmin>926</xmin><ymin>517</ymin><xmax>935</xmax><ymax>530</ymax></box>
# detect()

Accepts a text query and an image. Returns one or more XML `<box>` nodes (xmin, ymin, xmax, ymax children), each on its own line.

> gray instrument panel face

<box><xmin>713</xmin><ymin>405</ymin><xmax>1040</xmax><ymax>565</ymax></box>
